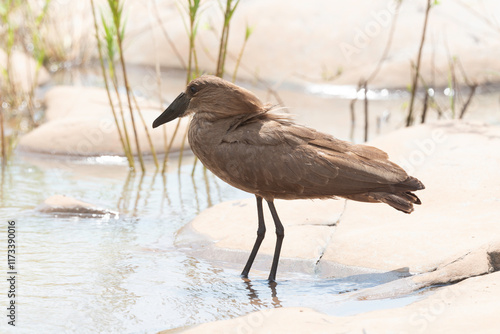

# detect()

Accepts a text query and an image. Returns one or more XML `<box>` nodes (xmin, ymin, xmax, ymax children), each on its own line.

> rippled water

<box><xmin>0</xmin><ymin>153</ymin><xmax>425</xmax><ymax>333</ymax></box>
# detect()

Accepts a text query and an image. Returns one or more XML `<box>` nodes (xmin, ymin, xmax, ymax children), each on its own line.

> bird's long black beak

<box><xmin>152</xmin><ymin>92</ymin><xmax>190</xmax><ymax>128</ymax></box>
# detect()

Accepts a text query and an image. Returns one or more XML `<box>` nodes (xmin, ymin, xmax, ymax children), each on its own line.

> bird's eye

<box><xmin>189</xmin><ymin>85</ymin><xmax>198</xmax><ymax>95</ymax></box>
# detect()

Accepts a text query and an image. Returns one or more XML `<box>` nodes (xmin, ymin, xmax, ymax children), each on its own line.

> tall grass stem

<box><xmin>91</xmin><ymin>0</ymin><xmax>134</xmax><ymax>168</ymax></box>
<box><xmin>406</xmin><ymin>0</ymin><xmax>432</xmax><ymax>127</ymax></box>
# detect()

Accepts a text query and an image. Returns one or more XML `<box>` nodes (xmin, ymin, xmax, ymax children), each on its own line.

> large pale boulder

<box><xmin>169</xmin><ymin>119</ymin><xmax>500</xmax><ymax>334</ymax></box>
<box><xmin>177</xmin><ymin>198</ymin><xmax>346</xmax><ymax>274</ymax></box>
<box><xmin>0</xmin><ymin>50</ymin><xmax>50</xmax><ymax>92</ymax></box>
<box><xmin>123</xmin><ymin>0</ymin><xmax>500</xmax><ymax>87</ymax></box>
<box><xmin>176</xmin><ymin>121</ymin><xmax>500</xmax><ymax>277</ymax></box>
<box><xmin>321</xmin><ymin>121</ymin><xmax>500</xmax><ymax>273</ymax></box>
<box><xmin>351</xmin><ymin>239</ymin><xmax>500</xmax><ymax>300</ymax></box>
<box><xmin>18</xmin><ymin>86</ymin><xmax>189</xmax><ymax>156</ymax></box>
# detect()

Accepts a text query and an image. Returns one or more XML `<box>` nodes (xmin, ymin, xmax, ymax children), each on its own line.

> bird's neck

<box><xmin>188</xmin><ymin>114</ymin><xmax>234</xmax><ymax>162</ymax></box>
<box><xmin>190</xmin><ymin>113</ymin><xmax>255</xmax><ymax>136</ymax></box>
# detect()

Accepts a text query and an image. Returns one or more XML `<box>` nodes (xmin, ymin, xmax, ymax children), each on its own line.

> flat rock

<box><xmin>177</xmin><ymin>121</ymin><xmax>500</xmax><ymax>277</ymax></box>
<box><xmin>0</xmin><ymin>50</ymin><xmax>50</xmax><ymax>92</ymax></box>
<box><xmin>169</xmin><ymin>119</ymin><xmax>500</xmax><ymax>334</ymax></box>
<box><xmin>169</xmin><ymin>270</ymin><xmax>500</xmax><ymax>334</ymax></box>
<box><xmin>37</xmin><ymin>194</ymin><xmax>118</xmax><ymax>217</ymax></box>
<box><xmin>178</xmin><ymin>198</ymin><xmax>345</xmax><ymax>273</ymax></box>
<box><xmin>321</xmin><ymin>121</ymin><xmax>500</xmax><ymax>273</ymax></box>
<box><xmin>351</xmin><ymin>239</ymin><xmax>500</xmax><ymax>300</ymax></box>
<box><xmin>122</xmin><ymin>0</ymin><xmax>500</xmax><ymax>87</ymax></box>
<box><xmin>17</xmin><ymin>85</ymin><xmax>189</xmax><ymax>156</ymax></box>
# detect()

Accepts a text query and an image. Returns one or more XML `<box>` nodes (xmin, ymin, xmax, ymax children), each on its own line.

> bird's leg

<box><xmin>267</xmin><ymin>200</ymin><xmax>285</xmax><ymax>282</ymax></box>
<box><xmin>241</xmin><ymin>195</ymin><xmax>266</xmax><ymax>278</ymax></box>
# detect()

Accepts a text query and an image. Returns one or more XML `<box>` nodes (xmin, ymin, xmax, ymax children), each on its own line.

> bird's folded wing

<box><xmin>217</xmin><ymin>119</ymin><xmax>409</xmax><ymax>196</ymax></box>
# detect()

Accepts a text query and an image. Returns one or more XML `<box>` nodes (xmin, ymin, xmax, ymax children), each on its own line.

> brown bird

<box><xmin>152</xmin><ymin>75</ymin><xmax>424</xmax><ymax>282</ymax></box>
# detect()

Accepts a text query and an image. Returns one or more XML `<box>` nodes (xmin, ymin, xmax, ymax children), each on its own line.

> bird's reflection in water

<box><xmin>241</xmin><ymin>277</ymin><xmax>282</xmax><ymax>309</ymax></box>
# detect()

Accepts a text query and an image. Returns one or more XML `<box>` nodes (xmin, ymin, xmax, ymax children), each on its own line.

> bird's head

<box><xmin>152</xmin><ymin>75</ymin><xmax>267</xmax><ymax>128</ymax></box>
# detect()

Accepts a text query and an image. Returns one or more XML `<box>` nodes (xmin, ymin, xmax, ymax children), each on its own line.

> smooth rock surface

<box><xmin>178</xmin><ymin>198</ymin><xmax>345</xmax><ymax>273</ymax></box>
<box><xmin>42</xmin><ymin>1</ymin><xmax>500</xmax><ymax>87</ymax></box>
<box><xmin>351</xmin><ymin>239</ymin><xmax>500</xmax><ymax>300</ymax></box>
<box><xmin>123</xmin><ymin>0</ymin><xmax>500</xmax><ymax>87</ymax></box>
<box><xmin>37</xmin><ymin>194</ymin><xmax>118</xmax><ymax>217</ymax></box>
<box><xmin>321</xmin><ymin>121</ymin><xmax>500</xmax><ymax>273</ymax></box>
<box><xmin>168</xmin><ymin>271</ymin><xmax>500</xmax><ymax>334</ymax></box>
<box><xmin>177</xmin><ymin>121</ymin><xmax>500</xmax><ymax>276</ymax></box>
<box><xmin>0</xmin><ymin>50</ymin><xmax>50</xmax><ymax>92</ymax></box>
<box><xmin>171</xmin><ymin>120</ymin><xmax>500</xmax><ymax>333</ymax></box>
<box><xmin>18</xmin><ymin>85</ymin><xmax>189</xmax><ymax>156</ymax></box>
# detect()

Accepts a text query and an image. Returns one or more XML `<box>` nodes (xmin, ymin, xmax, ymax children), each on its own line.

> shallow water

<box><xmin>0</xmin><ymin>153</ymin><xmax>424</xmax><ymax>333</ymax></box>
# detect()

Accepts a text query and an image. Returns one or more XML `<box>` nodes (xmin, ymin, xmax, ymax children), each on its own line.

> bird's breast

<box><xmin>188</xmin><ymin>116</ymin><xmax>227</xmax><ymax>171</ymax></box>
<box><xmin>187</xmin><ymin>116</ymin><xmax>260</xmax><ymax>195</ymax></box>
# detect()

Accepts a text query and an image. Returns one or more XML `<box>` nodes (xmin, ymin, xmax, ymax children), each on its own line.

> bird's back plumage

<box><xmin>190</xmin><ymin>108</ymin><xmax>423</xmax><ymax>213</ymax></box>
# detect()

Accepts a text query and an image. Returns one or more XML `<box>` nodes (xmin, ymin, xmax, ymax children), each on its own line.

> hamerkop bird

<box><xmin>152</xmin><ymin>75</ymin><xmax>424</xmax><ymax>282</ymax></box>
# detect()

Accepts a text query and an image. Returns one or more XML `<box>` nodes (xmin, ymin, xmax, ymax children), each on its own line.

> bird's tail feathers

<box><xmin>371</xmin><ymin>191</ymin><xmax>422</xmax><ymax>214</ymax></box>
<box><xmin>342</xmin><ymin>189</ymin><xmax>422</xmax><ymax>214</ymax></box>
<box><xmin>399</xmin><ymin>176</ymin><xmax>425</xmax><ymax>191</ymax></box>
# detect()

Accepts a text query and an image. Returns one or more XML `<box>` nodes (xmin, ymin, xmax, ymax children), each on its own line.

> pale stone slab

<box><xmin>37</xmin><ymin>194</ymin><xmax>118</xmax><ymax>217</ymax></box>
<box><xmin>0</xmin><ymin>50</ymin><xmax>50</xmax><ymax>93</ymax></box>
<box><xmin>18</xmin><ymin>86</ymin><xmax>189</xmax><ymax>156</ymax></box>
<box><xmin>122</xmin><ymin>0</ymin><xmax>500</xmax><ymax>87</ymax></box>
<box><xmin>322</xmin><ymin>121</ymin><xmax>500</xmax><ymax>273</ymax></box>
<box><xmin>183</xmin><ymin>198</ymin><xmax>346</xmax><ymax>263</ymax></box>
<box><xmin>178</xmin><ymin>121</ymin><xmax>500</xmax><ymax>275</ymax></box>
<box><xmin>351</xmin><ymin>239</ymin><xmax>500</xmax><ymax>300</ymax></box>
